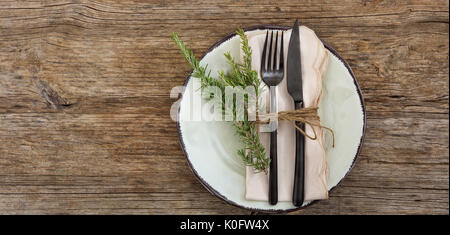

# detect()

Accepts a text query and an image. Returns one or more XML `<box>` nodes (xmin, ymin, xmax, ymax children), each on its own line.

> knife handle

<box><xmin>293</xmin><ymin>102</ymin><xmax>305</xmax><ymax>207</ymax></box>
<box><xmin>269</xmin><ymin>130</ymin><xmax>278</xmax><ymax>205</ymax></box>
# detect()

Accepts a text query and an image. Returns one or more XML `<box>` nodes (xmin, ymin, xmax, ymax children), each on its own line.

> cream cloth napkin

<box><xmin>245</xmin><ymin>26</ymin><xmax>329</xmax><ymax>202</ymax></box>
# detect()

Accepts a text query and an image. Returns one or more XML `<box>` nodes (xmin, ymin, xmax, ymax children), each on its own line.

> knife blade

<box><xmin>287</xmin><ymin>19</ymin><xmax>305</xmax><ymax>207</ymax></box>
<box><xmin>287</xmin><ymin>20</ymin><xmax>303</xmax><ymax>104</ymax></box>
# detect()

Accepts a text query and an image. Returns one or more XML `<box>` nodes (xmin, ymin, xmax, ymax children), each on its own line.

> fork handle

<box><xmin>293</xmin><ymin>101</ymin><xmax>305</xmax><ymax>207</ymax></box>
<box><xmin>269</xmin><ymin>130</ymin><xmax>278</xmax><ymax>205</ymax></box>
<box><xmin>268</xmin><ymin>86</ymin><xmax>278</xmax><ymax>205</ymax></box>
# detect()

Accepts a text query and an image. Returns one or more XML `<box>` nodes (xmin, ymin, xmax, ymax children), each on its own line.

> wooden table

<box><xmin>0</xmin><ymin>0</ymin><xmax>448</xmax><ymax>215</ymax></box>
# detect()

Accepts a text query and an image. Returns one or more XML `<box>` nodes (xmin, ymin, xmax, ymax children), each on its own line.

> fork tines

<box><xmin>260</xmin><ymin>30</ymin><xmax>284</xmax><ymax>86</ymax></box>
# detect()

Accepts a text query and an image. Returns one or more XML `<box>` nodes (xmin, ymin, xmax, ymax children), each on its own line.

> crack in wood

<box><xmin>32</xmin><ymin>76</ymin><xmax>73</xmax><ymax>110</ymax></box>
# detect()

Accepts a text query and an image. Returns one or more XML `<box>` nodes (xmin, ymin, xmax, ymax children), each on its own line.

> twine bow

<box><xmin>258</xmin><ymin>107</ymin><xmax>335</xmax><ymax>147</ymax></box>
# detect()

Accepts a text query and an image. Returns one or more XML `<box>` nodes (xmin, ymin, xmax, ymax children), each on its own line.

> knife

<box><xmin>287</xmin><ymin>19</ymin><xmax>305</xmax><ymax>207</ymax></box>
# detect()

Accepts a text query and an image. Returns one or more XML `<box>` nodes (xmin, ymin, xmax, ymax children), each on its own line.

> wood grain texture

<box><xmin>0</xmin><ymin>0</ymin><xmax>448</xmax><ymax>214</ymax></box>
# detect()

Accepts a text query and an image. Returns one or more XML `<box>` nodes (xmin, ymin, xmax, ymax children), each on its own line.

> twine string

<box><xmin>257</xmin><ymin>107</ymin><xmax>335</xmax><ymax>147</ymax></box>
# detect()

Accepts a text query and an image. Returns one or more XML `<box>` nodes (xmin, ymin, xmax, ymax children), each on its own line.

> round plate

<box><xmin>177</xmin><ymin>25</ymin><xmax>366</xmax><ymax>213</ymax></box>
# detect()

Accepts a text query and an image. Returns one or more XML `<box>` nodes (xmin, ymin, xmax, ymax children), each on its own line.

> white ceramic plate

<box><xmin>177</xmin><ymin>26</ymin><xmax>366</xmax><ymax>213</ymax></box>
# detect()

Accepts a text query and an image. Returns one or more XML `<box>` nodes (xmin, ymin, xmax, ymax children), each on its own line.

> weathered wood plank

<box><xmin>0</xmin><ymin>0</ymin><xmax>448</xmax><ymax>214</ymax></box>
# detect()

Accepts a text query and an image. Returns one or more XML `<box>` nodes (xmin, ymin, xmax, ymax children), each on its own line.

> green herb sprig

<box><xmin>171</xmin><ymin>29</ymin><xmax>269</xmax><ymax>173</ymax></box>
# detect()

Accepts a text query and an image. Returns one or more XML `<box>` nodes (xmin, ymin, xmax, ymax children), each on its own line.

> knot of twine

<box><xmin>258</xmin><ymin>107</ymin><xmax>335</xmax><ymax>147</ymax></box>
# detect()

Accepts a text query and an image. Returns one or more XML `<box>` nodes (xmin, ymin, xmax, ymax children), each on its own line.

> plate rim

<box><xmin>176</xmin><ymin>25</ymin><xmax>367</xmax><ymax>213</ymax></box>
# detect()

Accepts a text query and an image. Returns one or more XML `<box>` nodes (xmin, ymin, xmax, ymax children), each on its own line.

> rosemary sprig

<box><xmin>171</xmin><ymin>29</ymin><xmax>269</xmax><ymax>173</ymax></box>
<box><xmin>171</xmin><ymin>33</ymin><xmax>225</xmax><ymax>91</ymax></box>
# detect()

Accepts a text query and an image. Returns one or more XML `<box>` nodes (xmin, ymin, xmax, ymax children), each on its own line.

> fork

<box><xmin>260</xmin><ymin>30</ymin><xmax>284</xmax><ymax>205</ymax></box>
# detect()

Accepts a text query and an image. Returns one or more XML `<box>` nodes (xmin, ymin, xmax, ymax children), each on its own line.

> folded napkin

<box><xmin>245</xmin><ymin>26</ymin><xmax>329</xmax><ymax>202</ymax></box>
